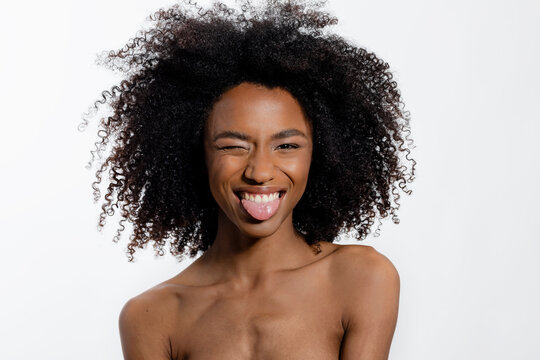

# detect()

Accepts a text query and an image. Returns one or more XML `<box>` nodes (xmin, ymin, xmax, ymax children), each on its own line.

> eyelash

<box><xmin>277</xmin><ymin>144</ymin><xmax>299</xmax><ymax>150</ymax></box>
<box><xmin>218</xmin><ymin>144</ymin><xmax>299</xmax><ymax>151</ymax></box>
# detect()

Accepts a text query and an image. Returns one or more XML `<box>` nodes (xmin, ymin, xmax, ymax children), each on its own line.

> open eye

<box><xmin>276</xmin><ymin>143</ymin><xmax>299</xmax><ymax>150</ymax></box>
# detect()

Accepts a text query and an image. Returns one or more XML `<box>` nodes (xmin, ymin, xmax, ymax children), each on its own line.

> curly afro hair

<box><xmin>80</xmin><ymin>0</ymin><xmax>416</xmax><ymax>262</ymax></box>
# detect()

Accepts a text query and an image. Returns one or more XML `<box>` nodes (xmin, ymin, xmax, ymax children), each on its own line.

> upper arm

<box><xmin>338</xmin><ymin>246</ymin><xmax>401</xmax><ymax>360</ymax></box>
<box><xmin>119</xmin><ymin>290</ymin><xmax>175</xmax><ymax>360</ymax></box>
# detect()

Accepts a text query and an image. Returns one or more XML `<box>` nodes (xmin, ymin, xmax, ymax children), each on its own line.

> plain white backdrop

<box><xmin>1</xmin><ymin>0</ymin><xmax>539</xmax><ymax>358</ymax></box>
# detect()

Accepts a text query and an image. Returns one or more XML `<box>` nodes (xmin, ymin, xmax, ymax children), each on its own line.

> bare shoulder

<box><xmin>331</xmin><ymin>245</ymin><xmax>400</xmax><ymax>359</ymax></box>
<box><xmin>330</xmin><ymin>244</ymin><xmax>400</xmax><ymax>323</ymax></box>
<box><xmin>119</xmin><ymin>284</ymin><xmax>180</xmax><ymax>326</ymax></box>
<box><xmin>119</xmin><ymin>284</ymin><xmax>182</xmax><ymax>359</ymax></box>
<box><xmin>331</xmin><ymin>244</ymin><xmax>400</xmax><ymax>288</ymax></box>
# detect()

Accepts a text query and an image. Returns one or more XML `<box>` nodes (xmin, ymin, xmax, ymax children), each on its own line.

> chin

<box><xmin>235</xmin><ymin>217</ymin><xmax>284</xmax><ymax>238</ymax></box>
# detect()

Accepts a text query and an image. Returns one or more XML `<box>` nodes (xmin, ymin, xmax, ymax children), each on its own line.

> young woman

<box><xmin>83</xmin><ymin>0</ymin><xmax>415</xmax><ymax>358</ymax></box>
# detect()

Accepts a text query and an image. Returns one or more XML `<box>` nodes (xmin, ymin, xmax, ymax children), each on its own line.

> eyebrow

<box><xmin>213</xmin><ymin>128</ymin><xmax>307</xmax><ymax>142</ymax></box>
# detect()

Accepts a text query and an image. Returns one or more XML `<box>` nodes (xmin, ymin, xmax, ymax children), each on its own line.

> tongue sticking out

<box><xmin>241</xmin><ymin>197</ymin><xmax>281</xmax><ymax>221</ymax></box>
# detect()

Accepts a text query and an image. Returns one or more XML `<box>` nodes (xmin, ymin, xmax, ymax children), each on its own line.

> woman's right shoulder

<box><xmin>118</xmin><ymin>284</ymin><xmax>187</xmax><ymax>359</ymax></box>
<box><xmin>119</xmin><ymin>285</ymin><xmax>179</xmax><ymax>332</ymax></box>
<box><xmin>121</xmin><ymin>283</ymin><xmax>178</xmax><ymax>313</ymax></box>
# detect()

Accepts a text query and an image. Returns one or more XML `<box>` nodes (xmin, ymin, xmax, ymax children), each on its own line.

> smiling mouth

<box><xmin>233</xmin><ymin>190</ymin><xmax>286</xmax><ymax>202</ymax></box>
<box><xmin>233</xmin><ymin>190</ymin><xmax>286</xmax><ymax>221</ymax></box>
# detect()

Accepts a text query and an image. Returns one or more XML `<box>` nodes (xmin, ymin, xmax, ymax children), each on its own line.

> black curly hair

<box><xmin>79</xmin><ymin>0</ymin><xmax>416</xmax><ymax>262</ymax></box>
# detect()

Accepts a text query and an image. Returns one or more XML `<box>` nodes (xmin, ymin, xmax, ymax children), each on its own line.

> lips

<box><xmin>233</xmin><ymin>186</ymin><xmax>287</xmax><ymax>195</ymax></box>
<box><xmin>233</xmin><ymin>186</ymin><xmax>287</xmax><ymax>202</ymax></box>
<box><xmin>232</xmin><ymin>186</ymin><xmax>287</xmax><ymax>220</ymax></box>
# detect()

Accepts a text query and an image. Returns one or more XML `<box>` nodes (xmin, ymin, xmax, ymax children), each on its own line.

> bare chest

<box><xmin>172</xmin><ymin>272</ymin><xmax>344</xmax><ymax>360</ymax></box>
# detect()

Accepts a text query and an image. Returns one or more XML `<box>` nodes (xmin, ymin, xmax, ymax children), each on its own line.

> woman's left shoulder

<box><xmin>330</xmin><ymin>244</ymin><xmax>400</xmax><ymax>292</ymax></box>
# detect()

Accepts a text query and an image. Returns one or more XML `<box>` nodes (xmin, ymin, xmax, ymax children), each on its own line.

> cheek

<box><xmin>279</xmin><ymin>153</ymin><xmax>312</xmax><ymax>181</ymax></box>
<box><xmin>207</xmin><ymin>156</ymin><xmax>245</xmax><ymax>190</ymax></box>
<box><xmin>210</xmin><ymin>156</ymin><xmax>244</xmax><ymax>174</ymax></box>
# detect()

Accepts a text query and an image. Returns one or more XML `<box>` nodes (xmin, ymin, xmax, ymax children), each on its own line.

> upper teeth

<box><xmin>241</xmin><ymin>191</ymin><xmax>280</xmax><ymax>203</ymax></box>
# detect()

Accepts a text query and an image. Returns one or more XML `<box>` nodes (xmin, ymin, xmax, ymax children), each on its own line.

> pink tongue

<box><xmin>241</xmin><ymin>197</ymin><xmax>281</xmax><ymax>221</ymax></box>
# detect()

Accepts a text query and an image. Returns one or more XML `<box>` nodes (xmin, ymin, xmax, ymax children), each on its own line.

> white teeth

<box><xmin>241</xmin><ymin>192</ymin><xmax>280</xmax><ymax>202</ymax></box>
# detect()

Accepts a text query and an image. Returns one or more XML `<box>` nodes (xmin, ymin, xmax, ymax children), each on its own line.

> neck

<box><xmin>198</xmin><ymin>209</ymin><xmax>316</xmax><ymax>287</ymax></box>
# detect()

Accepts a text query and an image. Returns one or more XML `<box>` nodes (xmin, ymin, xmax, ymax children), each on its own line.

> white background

<box><xmin>1</xmin><ymin>0</ymin><xmax>539</xmax><ymax>359</ymax></box>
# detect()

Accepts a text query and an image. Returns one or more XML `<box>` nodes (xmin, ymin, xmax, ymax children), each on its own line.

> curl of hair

<box><xmin>80</xmin><ymin>0</ymin><xmax>416</xmax><ymax>262</ymax></box>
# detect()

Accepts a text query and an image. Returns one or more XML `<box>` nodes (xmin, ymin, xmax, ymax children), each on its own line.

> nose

<box><xmin>243</xmin><ymin>147</ymin><xmax>275</xmax><ymax>183</ymax></box>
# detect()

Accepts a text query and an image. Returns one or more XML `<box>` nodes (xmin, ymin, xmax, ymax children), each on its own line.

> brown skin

<box><xmin>119</xmin><ymin>82</ymin><xmax>400</xmax><ymax>360</ymax></box>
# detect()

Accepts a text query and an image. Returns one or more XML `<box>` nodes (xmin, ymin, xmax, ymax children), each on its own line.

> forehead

<box><xmin>206</xmin><ymin>82</ymin><xmax>311</xmax><ymax>138</ymax></box>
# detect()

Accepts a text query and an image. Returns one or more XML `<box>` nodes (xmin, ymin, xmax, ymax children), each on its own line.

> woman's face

<box><xmin>203</xmin><ymin>82</ymin><xmax>313</xmax><ymax>237</ymax></box>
